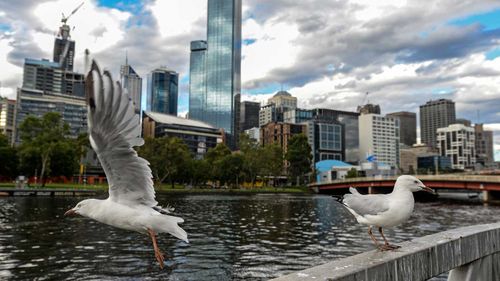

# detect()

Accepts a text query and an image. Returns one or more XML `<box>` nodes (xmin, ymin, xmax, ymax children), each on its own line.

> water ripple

<box><xmin>0</xmin><ymin>195</ymin><xmax>499</xmax><ymax>280</ymax></box>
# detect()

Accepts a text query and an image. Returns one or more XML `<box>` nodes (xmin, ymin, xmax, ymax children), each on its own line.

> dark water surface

<box><xmin>1</xmin><ymin>193</ymin><xmax>499</xmax><ymax>280</ymax></box>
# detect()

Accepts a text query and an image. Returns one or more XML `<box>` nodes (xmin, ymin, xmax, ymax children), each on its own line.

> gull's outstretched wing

<box><xmin>85</xmin><ymin>61</ymin><xmax>156</xmax><ymax>207</ymax></box>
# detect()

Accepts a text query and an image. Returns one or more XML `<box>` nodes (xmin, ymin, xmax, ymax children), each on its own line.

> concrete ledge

<box><xmin>270</xmin><ymin>222</ymin><xmax>500</xmax><ymax>281</ymax></box>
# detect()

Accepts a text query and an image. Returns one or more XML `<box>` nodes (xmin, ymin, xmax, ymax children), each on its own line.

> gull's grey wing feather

<box><xmin>85</xmin><ymin>61</ymin><xmax>156</xmax><ymax>207</ymax></box>
<box><xmin>342</xmin><ymin>191</ymin><xmax>390</xmax><ymax>216</ymax></box>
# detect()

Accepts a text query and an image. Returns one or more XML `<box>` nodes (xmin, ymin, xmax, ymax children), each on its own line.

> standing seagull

<box><xmin>334</xmin><ymin>175</ymin><xmax>434</xmax><ymax>251</ymax></box>
<box><xmin>64</xmin><ymin>61</ymin><xmax>188</xmax><ymax>269</ymax></box>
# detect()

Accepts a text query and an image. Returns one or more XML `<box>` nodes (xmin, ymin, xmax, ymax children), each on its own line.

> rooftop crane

<box><xmin>61</xmin><ymin>2</ymin><xmax>84</xmax><ymax>24</ymax></box>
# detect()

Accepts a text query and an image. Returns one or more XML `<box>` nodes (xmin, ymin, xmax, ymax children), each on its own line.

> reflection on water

<box><xmin>1</xmin><ymin>194</ymin><xmax>499</xmax><ymax>280</ymax></box>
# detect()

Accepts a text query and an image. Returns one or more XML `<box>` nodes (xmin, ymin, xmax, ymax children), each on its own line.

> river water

<box><xmin>1</xmin><ymin>193</ymin><xmax>499</xmax><ymax>280</ymax></box>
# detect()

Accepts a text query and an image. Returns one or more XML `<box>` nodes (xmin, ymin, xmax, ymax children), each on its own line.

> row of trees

<box><xmin>138</xmin><ymin>133</ymin><xmax>313</xmax><ymax>188</ymax></box>
<box><xmin>0</xmin><ymin>112</ymin><xmax>86</xmax><ymax>186</ymax></box>
<box><xmin>1</xmin><ymin>112</ymin><xmax>314</xmax><ymax>188</ymax></box>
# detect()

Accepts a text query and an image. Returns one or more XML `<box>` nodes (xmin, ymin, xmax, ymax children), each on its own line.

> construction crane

<box><xmin>61</xmin><ymin>2</ymin><xmax>84</xmax><ymax>24</ymax></box>
<box><xmin>360</xmin><ymin>92</ymin><xmax>369</xmax><ymax>105</ymax></box>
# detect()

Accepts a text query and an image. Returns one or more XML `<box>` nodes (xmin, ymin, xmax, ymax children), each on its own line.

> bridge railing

<box><xmin>270</xmin><ymin>222</ymin><xmax>500</xmax><ymax>281</ymax></box>
<box><xmin>314</xmin><ymin>175</ymin><xmax>500</xmax><ymax>186</ymax></box>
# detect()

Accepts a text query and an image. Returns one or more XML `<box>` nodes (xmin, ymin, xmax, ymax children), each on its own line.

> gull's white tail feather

<box><xmin>153</xmin><ymin>215</ymin><xmax>188</xmax><ymax>243</ymax></box>
<box><xmin>349</xmin><ymin>187</ymin><xmax>360</xmax><ymax>195</ymax></box>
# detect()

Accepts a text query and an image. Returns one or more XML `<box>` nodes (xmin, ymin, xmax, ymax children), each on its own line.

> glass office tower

<box><xmin>189</xmin><ymin>40</ymin><xmax>207</xmax><ymax>121</ymax></box>
<box><xmin>146</xmin><ymin>68</ymin><xmax>178</xmax><ymax>116</ymax></box>
<box><xmin>189</xmin><ymin>0</ymin><xmax>241</xmax><ymax>147</ymax></box>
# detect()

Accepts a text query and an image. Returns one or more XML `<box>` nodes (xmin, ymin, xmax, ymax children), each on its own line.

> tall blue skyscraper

<box><xmin>146</xmin><ymin>68</ymin><xmax>178</xmax><ymax>116</ymax></box>
<box><xmin>189</xmin><ymin>0</ymin><xmax>242</xmax><ymax>146</ymax></box>
<box><xmin>189</xmin><ymin>40</ymin><xmax>207</xmax><ymax>121</ymax></box>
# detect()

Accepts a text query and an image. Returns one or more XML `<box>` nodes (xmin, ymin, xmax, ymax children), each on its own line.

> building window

<box><xmin>319</xmin><ymin>123</ymin><xmax>341</xmax><ymax>151</ymax></box>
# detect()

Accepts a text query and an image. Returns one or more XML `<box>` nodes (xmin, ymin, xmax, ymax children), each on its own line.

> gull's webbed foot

<box><xmin>378</xmin><ymin>244</ymin><xmax>401</xmax><ymax>251</ymax></box>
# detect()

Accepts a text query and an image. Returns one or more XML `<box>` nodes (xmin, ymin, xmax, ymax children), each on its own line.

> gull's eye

<box><xmin>413</xmin><ymin>180</ymin><xmax>418</xmax><ymax>184</ymax></box>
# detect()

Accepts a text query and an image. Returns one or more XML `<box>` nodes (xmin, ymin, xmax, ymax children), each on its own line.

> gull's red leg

<box><xmin>378</xmin><ymin>227</ymin><xmax>400</xmax><ymax>251</ymax></box>
<box><xmin>147</xmin><ymin>228</ymin><xmax>165</xmax><ymax>269</ymax></box>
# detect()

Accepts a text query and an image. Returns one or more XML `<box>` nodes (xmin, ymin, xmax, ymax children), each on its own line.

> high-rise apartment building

<box><xmin>311</xmin><ymin>109</ymin><xmax>360</xmax><ymax>164</ymax></box>
<box><xmin>120</xmin><ymin>58</ymin><xmax>142</xmax><ymax>113</ymax></box>
<box><xmin>437</xmin><ymin>124</ymin><xmax>475</xmax><ymax>170</ymax></box>
<box><xmin>189</xmin><ymin>40</ymin><xmax>207</xmax><ymax>121</ymax></box>
<box><xmin>15</xmin><ymin>88</ymin><xmax>87</xmax><ymax>142</ymax></box>
<box><xmin>304</xmin><ymin>119</ymin><xmax>344</xmax><ymax>164</ymax></box>
<box><xmin>474</xmin><ymin>124</ymin><xmax>494</xmax><ymax>167</ymax></box>
<box><xmin>15</xmin><ymin>17</ymin><xmax>87</xmax><ymax>143</ymax></box>
<box><xmin>359</xmin><ymin>114</ymin><xmax>400</xmax><ymax>168</ymax></box>
<box><xmin>0</xmin><ymin>98</ymin><xmax>16</xmax><ymax>143</ymax></box>
<box><xmin>189</xmin><ymin>0</ymin><xmax>242</xmax><ymax>147</ymax></box>
<box><xmin>420</xmin><ymin>99</ymin><xmax>456</xmax><ymax>148</ymax></box>
<box><xmin>146</xmin><ymin>68</ymin><xmax>178</xmax><ymax>116</ymax></box>
<box><xmin>239</xmin><ymin>101</ymin><xmax>260</xmax><ymax>132</ymax></box>
<box><xmin>386</xmin><ymin>111</ymin><xmax>416</xmax><ymax>147</ymax></box>
<box><xmin>258</xmin><ymin>91</ymin><xmax>297</xmax><ymax>127</ymax></box>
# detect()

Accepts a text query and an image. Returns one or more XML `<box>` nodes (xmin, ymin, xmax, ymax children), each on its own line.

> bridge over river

<box><xmin>310</xmin><ymin>175</ymin><xmax>500</xmax><ymax>202</ymax></box>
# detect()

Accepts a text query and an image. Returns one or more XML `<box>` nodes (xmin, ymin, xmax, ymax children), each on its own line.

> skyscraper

<box><xmin>239</xmin><ymin>101</ymin><xmax>260</xmax><ymax>131</ymax></box>
<box><xmin>120</xmin><ymin>57</ymin><xmax>142</xmax><ymax>113</ymax></box>
<box><xmin>53</xmin><ymin>20</ymin><xmax>75</xmax><ymax>71</ymax></box>
<box><xmin>189</xmin><ymin>0</ymin><xmax>242</xmax><ymax>147</ymax></box>
<box><xmin>386</xmin><ymin>111</ymin><xmax>416</xmax><ymax>147</ymax></box>
<box><xmin>189</xmin><ymin>40</ymin><xmax>207</xmax><ymax>121</ymax></box>
<box><xmin>146</xmin><ymin>68</ymin><xmax>178</xmax><ymax>116</ymax></box>
<box><xmin>359</xmin><ymin>114</ymin><xmax>400</xmax><ymax>168</ymax></box>
<box><xmin>474</xmin><ymin>124</ymin><xmax>494</xmax><ymax>167</ymax></box>
<box><xmin>420</xmin><ymin>99</ymin><xmax>456</xmax><ymax>148</ymax></box>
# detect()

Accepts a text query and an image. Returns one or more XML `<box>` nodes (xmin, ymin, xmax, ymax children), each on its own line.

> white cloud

<box><xmin>148</xmin><ymin>0</ymin><xmax>206</xmax><ymax>38</ymax></box>
<box><xmin>0</xmin><ymin>38</ymin><xmax>22</xmax><ymax>99</ymax></box>
<box><xmin>242</xmin><ymin>18</ymin><xmax>300</xmax><ymax>86</ymax></box>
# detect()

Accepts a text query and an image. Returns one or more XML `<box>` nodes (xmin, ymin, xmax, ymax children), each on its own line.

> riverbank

<box><xmin>0</xmin><ymin>182</ymin><xmax>311</xmax><ymax>194</ymax></box>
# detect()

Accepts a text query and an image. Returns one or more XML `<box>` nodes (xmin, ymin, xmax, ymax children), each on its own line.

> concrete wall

<box><xmin>271</xmin><ymin>222</ymin><xmax>500</xmax><ymax>281</ymax></box>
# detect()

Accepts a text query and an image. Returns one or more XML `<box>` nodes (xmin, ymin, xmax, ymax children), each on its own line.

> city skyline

<box><xmin>0</xmin><ymin>0</ymin><xmax>499</xmax><ymax>159</ymax></box>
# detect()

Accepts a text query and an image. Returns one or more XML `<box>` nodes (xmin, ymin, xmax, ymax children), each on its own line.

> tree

<box><xmin>205</xmin><ymin>143</ymin><xmax>232</xmax><ymax>187</ymax></box>
<box><xmin>262</xmin><ymin>144</ymin><xmax>283</xmax><ymax>187</ymax></box>
<box><xmin>239</xmin><ymin>134</ymin><xmax>263</xmax><ymax>187</ymax></box>
<box><xmin>285</xmin><ymin>134</ymin><xmax>312</xmax><ymax>185</ymax></box>
<box><xmin>0</xmin><ymin>134</ymin><xmax>17</xmax><ymax>179</ymax></box>
<box><xmin>346</xmin><ymin>167</ymin><xmax>358</xmax><ymax>179</ymax></box>
<box><xmin>18</xmin><ymin>112</ymin><xmax>75</xmax><ymax>186</ymax></box>
<box><xmin>219</xmin><ymin>153</ymin><xmax>245</xmax><ymax>187</ymax></box>
<box><xmin>138</xmin><ymin>137</ymin><xmax>192</xmax><ymax>188</ymax></box>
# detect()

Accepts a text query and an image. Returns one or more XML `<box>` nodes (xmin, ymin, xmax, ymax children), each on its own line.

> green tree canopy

<box><xmin>138</xmin><ymin>137</ymin><xmax>192</xmax><ymax>188</ymax></box>
<box><xmin>239</xmin><ymin>133</ymin><xmax>264</xmax><ymax>186</ymax></box>
<box><xmin>17</xmin><ymin>112</ymin><xmax>78</xmax><ymax>185</ymax></box>
<box><xmin>262</xmin><ymin>144</ymin><xmax>284</xmax><ymax>186</ymax></box>
<box><xmin>0</xmin><ymin>134</ymin><xmax>17</xmax><ymax>179</ymax></box>
<box><xmin>285</xmin><ymin>134</ymin><xmax>312</xmax><ymax>185</ymax></box>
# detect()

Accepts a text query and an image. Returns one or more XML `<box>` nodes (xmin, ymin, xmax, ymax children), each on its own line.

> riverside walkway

<box><xmin>0</xmin><ymin>188</ymin><xmax>101</xmax><ymax>197</ymax></box>
<box><xmin>271</xmin><ymin>222</ymin><xmax>500</xmax><ymax>281</ymax></box>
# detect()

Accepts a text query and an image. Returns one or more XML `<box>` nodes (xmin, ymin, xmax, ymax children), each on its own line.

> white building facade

<box><xmin>359</xmin><ymin>114</ymin><xmax>400</xmax><ymax>168</ymax></box>
<box><xmin>436</xmin><ymin>124</ymin><xmax>476</xmax><ymax>170</ymax></box>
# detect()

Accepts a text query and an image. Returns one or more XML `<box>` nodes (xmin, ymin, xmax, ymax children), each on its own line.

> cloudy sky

<box><xmin>0</xmin><ymin>0</ymin><xmax>499</xmax><ymax>159</ymax></box>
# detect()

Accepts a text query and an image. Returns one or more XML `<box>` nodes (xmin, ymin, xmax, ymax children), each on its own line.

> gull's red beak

<box><xmin>420</xmin><ymin>185</ymin><xmax>435</xmax><ymax>194</ymax></box>
<box><xmin>64</xmin><ymin>208</ymin><xmax>77</xmax><ymax>217</ymax></box>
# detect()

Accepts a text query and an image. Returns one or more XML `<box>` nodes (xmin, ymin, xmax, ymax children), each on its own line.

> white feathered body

<box><xmin>343</xmin><ymin>187</ymin><xmax>415</xmax><ymax>228</ymax></box>
<box><xmin>83</xmin><ymin>199</ymin><xmax>188</xmax><ymax>243</ymax></box>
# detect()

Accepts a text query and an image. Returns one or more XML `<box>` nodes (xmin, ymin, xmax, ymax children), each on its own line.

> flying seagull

<box><xmin>64</xmin><ymin>61</ymin><xmax>188</xmax><ymax>269</ymax></box>
<box><xmin>334</xmin><ymin>175</ymin><xmax>434</xmax><ymax>251</ymax></box>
